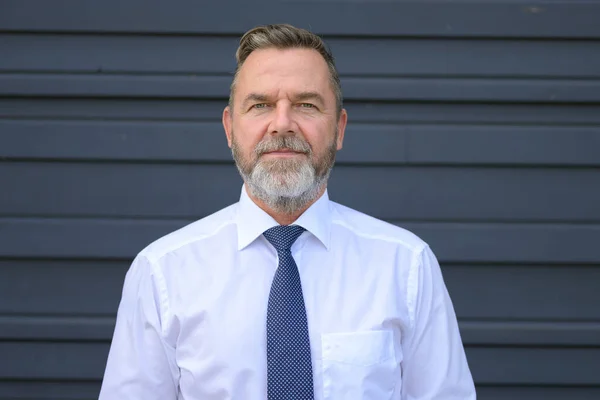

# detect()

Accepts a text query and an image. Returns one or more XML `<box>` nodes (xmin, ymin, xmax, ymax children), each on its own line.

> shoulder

<box><xmin>330</xmin><ymin>201</ymin><xmax>428</xmax><ymax>254</ymax></box>
<box><xmin>138</xmin><ymin>203</ymin><xmax>238</xmax><ymax>263</ymax></box>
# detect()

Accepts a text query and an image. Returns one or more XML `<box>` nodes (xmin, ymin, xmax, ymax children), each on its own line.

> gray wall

<box><xmin>1</xmin><ymin>1</ymin><xmax>600</xmax><ymax>399</ymax></box>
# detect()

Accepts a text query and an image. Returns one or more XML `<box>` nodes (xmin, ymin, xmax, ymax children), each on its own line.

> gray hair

<box><xmin>229</xmin><ymin>24</ymin><xmax>343</xmax><ymax>117</ymax></box>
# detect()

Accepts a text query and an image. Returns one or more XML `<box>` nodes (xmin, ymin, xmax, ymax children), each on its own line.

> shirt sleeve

<box><xmin>401</xmin><ymin>245</ymin><xmax>476</xmax><ymax>400</ymax></box>
<box><xmin>98</xmin><ymin>254</ymin><xmax>179</xmax><ymax>399</ymax></box>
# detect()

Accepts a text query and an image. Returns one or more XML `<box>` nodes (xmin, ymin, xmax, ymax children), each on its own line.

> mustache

<box><xmin>254</xmin><ymin>135</ymin><xmax>311</xmax><ymax>156</ymax></box>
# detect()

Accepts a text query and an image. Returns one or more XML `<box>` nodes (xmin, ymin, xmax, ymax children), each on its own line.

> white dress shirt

<box><xmin>99</xmin><ymin>187</ymin><xmax>476</xmax><ymax>400</ymax></box>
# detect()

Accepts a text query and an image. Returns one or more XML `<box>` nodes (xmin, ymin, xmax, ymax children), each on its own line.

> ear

<box><xmin>335</xmin><ymin>109</ymin><xmax>348</xmax><ymax>150</ymax></box>
<box><xmin>222</xmin><ymin>106</ymin><xmax>233</xmax><ymax>148</ymax></box>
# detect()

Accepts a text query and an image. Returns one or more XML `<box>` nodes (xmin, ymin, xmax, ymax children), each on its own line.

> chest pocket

<box><xmin>321</xmin><ymin>330</ymin><xmax>400</xmax><ymax>400</ymax></box>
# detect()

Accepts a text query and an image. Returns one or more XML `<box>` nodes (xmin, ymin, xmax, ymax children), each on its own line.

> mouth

<box><xmin>261</xmin><ymin>149</ymin><xmax>306</xmax><ymax>158</ymax></box>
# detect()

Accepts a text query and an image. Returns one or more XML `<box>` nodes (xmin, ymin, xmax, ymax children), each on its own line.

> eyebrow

<box><xmin>292</xmin><ymin>91</ymin><xmax>325</xmax><ymax>105</ymax></box>
<box><xmin>241</xmin><ymin>91</ymin><xmax>326</xmax><ymax>109</ymax></box>
<box><xmin>242</xmin><ymin>93</ymin><xmax>270</xmax><ymax>109</ymax></box>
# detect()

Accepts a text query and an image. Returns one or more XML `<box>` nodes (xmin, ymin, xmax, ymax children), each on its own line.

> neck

<box><xmin>245</xmin><ymin>184</ymin><xmax>327</xmax><ymax>226</ymax></box>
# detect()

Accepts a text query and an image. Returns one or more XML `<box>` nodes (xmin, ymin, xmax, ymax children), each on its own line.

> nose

<box><xmin>268</xmin><ymin>102</ymin><xmax>296</xmax><ymax>135</ymax></box>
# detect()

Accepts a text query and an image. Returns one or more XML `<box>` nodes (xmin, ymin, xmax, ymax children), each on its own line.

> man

<box><xmin>99</xmin><ymin>24</ymin><xmax>476</xmax><ymax>399</ymax></box>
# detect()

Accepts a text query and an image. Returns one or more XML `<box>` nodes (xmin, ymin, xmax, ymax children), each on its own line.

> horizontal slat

<box><xmin>1</xmin><ymin>1</ymin><xmax>599</xmax><ymax>38</ymax></box>
<box><xmin>0</xmin><ymin>342</ymin><xmax>109</xmax><ymax>380</ymax></box>
<box><xmin>0</xmin><ymin>34</ymin><xmax>236</xmax><ymax>75</ymax></box>
<box><xmin>0</xmin><ymin>162</ymin><xmax>242</xmax><ymax>219</ymax></box>
<box><xmin>0</xmin><ymin>316</ymin><xmax>117</xmax><ymax>340</ymax></box>
<box><xmin>475</xmin><ymin>386</ymin><xmax>600</xmax><ymax>400</ymax></box>
<box><xmin>1</xmin><ymin>218</ymin><xmax>599</xmax><ymax>263</ymax></box>
<box><xmin>417</xmin><ymin>222</ymin><xmax>600</xmax><ymax>264</ymax></box>
<box><xmin>467</xmin><ymin>347</ymin><xmax>600</xmax><ymax>385</ymax></box>
<box><xmin>0</xmin><ymin>120</ymin><xmax>233</xmax><ymax>162</ymax></box>
<box><xmin>0</xmin><ymin>381</ymin><xmax>100</xmax><ymax>400</ymax></box>
<box><xmin>2</xmin><ymin>163</ymin><xmax>599</xmax><ymax>222</ymax></box>
<box><xmin>2</xmin><ymin>120</ymin><xmax>600</xmax><ymax>166</ymax></box>
<box><xmin>0</xmin><ymin>260</ymin><xmax>125</xmax><ymax>316</ymax></box>
<box><xmin>2</xmin><ymin>74</ymin><xmax>600</xmax><ymax>102</ymax></box>
<box><xmin>2</xmin><ymin>316</ymin><xmax>600</xmax><ymax>346</ymax></box>
<box><xmin>446</xmin><ymin>265</ymin><xmax>600</xmax><ymax>320</ymax></box>
<box><xmin>3</xmin><ymin>34</ymin><xmax>600</xmax><ymax>78</ymax></box>
<box><xmin>4</xmin><ymin>99</ymin><xmax>600</xmax><ymax>125</ymax></box>
<box><xmin>0</xmin><ymin>98</ymin><xmax>225</xmax><ymax>121</ymax></box>
<box><xmin>0</xmin><ymin>218</ymin><xmax>180</xmax><ymax>260</ymax></box>
<box><xmin>404</xmin><ymin>125</ymin><xmax>600</xmax><ymax>166</ymax></box>
<box><xmin>2</xmin><ymin>260</ymin><xmax>598</xmax><ymax>320</ymax></box>
<box><xmin>459</xmin><ymin>321</ymin><xmax>600</xmax><ymax>346</ymax></box>
<box><xmin>1</xmin><ymin>341</ymin><xmax>599</xmax><ymax>385</ymax></box>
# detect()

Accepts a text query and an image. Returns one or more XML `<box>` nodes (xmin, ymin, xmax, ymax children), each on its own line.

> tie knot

<box><xmin>263</xmin><ymin>225</ymin><xmax>306</xmax><ymax>252</ymax></box>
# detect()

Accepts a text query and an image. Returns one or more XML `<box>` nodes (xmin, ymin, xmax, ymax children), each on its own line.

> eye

<box><xmin>252</xmin><ymin>103</ymin><xmax>268</xmax><ymax>109</ymax></box>
<box><xmin>299</xmin><ymin>103</ymin><xmax>315</xmax><ymax>109</ymax></box>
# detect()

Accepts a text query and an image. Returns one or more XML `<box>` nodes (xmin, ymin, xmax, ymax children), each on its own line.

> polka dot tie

<box><xmin>263</xmin><ymin>225</ymin><xmax>314</xmax><ymax>400</ymax></box>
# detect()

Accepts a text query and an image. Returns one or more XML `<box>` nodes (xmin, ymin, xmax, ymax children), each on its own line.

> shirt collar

<box><xmin>235</xmin><ymin>185</ymin><xmax>332</xmax><ymax>251</ymax></box>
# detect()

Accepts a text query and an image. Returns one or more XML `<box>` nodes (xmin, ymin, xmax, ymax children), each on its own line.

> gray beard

<box><xmin>232</xmin><ymin>134</ymin><xmax>336</xmax><ymax>215</ymax></box>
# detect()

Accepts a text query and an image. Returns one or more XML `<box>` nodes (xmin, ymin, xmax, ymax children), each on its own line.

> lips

<box><xmin>265</xmin><ymin>150</ymin><xmax>302</xmax><ymax>154</ymax></box>
<box><xmin>261</xmin><ymin>148</ymin><xmax>306</xmax><ymax>156</ymax></box>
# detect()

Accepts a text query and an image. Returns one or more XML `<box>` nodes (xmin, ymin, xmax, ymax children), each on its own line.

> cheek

<box><xmin>233</xmin><ymin>121</ymin><xmax>265</xmax><ymax>150</ymax></box>
<box><xmin>299</xmin><ymin>121</ymin><xmax>337</xmax><ymax>151</ymax></box>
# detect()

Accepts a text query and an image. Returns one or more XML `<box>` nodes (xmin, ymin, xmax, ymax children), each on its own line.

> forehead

<box><xmin>235</xmin><ymin>48</ymin><xmax>332</xmax><ymax>99</ymax></box>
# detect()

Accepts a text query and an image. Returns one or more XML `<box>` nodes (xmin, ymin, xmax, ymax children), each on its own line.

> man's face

<box><xmin>223</xmin><ymin>48</ymin><xmax>347</xmax><ymax>213</ymax></box>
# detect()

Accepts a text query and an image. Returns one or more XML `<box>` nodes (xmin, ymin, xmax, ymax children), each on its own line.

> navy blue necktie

<box><xmin>263</xmin><ymin>225</ymin><xmax>314</xmax><ymax>400</ymax></box>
